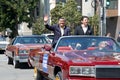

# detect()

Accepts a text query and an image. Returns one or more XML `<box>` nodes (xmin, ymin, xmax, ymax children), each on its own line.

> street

<box><xmin>0</xmin><ymin>54</ymin><xmax>34</xmax><ymax>80</ymax></box>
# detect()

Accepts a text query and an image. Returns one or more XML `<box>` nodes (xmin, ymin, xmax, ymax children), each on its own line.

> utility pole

<box><xmin>99</xmin><ymin>0</ymin><xmax>106</xmax><ymax>36</ymax></box>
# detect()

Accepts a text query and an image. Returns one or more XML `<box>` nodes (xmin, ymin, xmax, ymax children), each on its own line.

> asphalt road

<box><xmin>0</xmin><ymin>54</ymin><xmax>34</xmax><ymax>80</ymax></box>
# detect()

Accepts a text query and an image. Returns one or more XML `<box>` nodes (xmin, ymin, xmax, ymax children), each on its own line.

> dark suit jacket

<box><xmin>45</xmin><ymin>24</ymin><xmax>71</xmax><ymax>45</ymax></box>
<box><xmin>74</xmin><ymin>25</ymin><xmax>93</xmax><ymax>35</ymax></box>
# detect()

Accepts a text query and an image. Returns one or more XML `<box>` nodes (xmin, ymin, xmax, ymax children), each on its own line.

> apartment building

<box><xmin>106</xmin><ymin>0</ymin><xmax>119</xmax><ymax>38</ymax></box>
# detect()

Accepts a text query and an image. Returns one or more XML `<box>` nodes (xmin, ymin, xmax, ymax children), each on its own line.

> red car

<box><xmin>29</xmin><ymin>36</ymin><xmax>120</xmax><ymax>80</ymax></box>
<box><xmin>5</xmin><ymin>35</ymin><xmax>51</xmax><ymax>68</ymax></box>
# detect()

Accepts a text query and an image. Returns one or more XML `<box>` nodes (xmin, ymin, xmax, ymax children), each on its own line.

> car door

<box><xmin>5</xmin><ymin>38</ymin><xmax>17</xmax><ymax>58</ymax></box>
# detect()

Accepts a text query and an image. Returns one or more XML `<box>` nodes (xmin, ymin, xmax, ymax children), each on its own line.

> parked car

<box><xmin>41</xmin><ymin>33</ymin><xmax>54</xmax><ymax>42</ymax></box>
<box><xmin>0</xmin><ymin>37</ymin><xmax>9</xmax><ymax>54</ymax></box>
<box><xmin>28</xmin><ymin>36</ymin><xmax>120</xmax><ymax>80</ymax></box>
<box><xmin>5</xmin><ymin>35</ymin><xmax>51</xmax><ymax>68</ymax></box>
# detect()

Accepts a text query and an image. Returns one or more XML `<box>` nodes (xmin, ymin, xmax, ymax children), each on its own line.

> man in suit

<box><xmin>44</xmin><ymin>16</ymin><xmax>71</xmax><ymax>48</ymax></box>
<box><xmin>74</xmin><ymin>16</ymin><xmax>93</xmax><ymax>35</ymax></box>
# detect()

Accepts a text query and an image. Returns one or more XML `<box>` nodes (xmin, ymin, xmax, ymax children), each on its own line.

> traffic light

<box><xmin>106</xmin><ymin>0</ymin><xmax>110</xmax><ymax>6</ymax></box>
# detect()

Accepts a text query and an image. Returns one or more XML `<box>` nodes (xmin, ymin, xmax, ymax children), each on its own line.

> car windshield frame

<box><xmin>54</xmin><ymin>36</ymin><xmax>120</xmax><ymax>52</ymax></box>
<box><xmin>0</xmin><ymin>37</ymin><xmax>6</xmax><ymax>41</ymax></box>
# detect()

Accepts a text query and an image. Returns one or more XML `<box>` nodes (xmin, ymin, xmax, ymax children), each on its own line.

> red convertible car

<box><xmin>5</xmin><ymin>35</ymin><xmax>51</xmax><ymax>68</ymax></box>
<box><xmin>28</xmin><ymin>36</ymin><xmax>120</xmax><ymax>80</ymax></box>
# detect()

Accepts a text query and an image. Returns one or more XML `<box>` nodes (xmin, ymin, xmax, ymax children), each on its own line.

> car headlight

<box><xmin>69</xmin><ymin>66</ymin><xmax>95</xmax><ymax>77</ymax></box>
<box><xmin>19</xmin><ymin>50</ymin><xmax>29</xmax><ymax>54</ymax></box>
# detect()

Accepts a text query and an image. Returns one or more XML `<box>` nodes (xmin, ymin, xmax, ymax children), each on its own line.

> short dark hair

<box><xmin>58</xmin><ymin>17</ymin><xmax>66</xmax><ymax>21</ymax></box>
<box><xmin>80</xmin><ymin>16</ymin><xmax>89</xmax><ymax>21</ymax></box>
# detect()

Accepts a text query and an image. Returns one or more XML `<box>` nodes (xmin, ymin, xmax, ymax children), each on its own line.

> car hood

<box><xmin>58</xmin><ymin>50</ymin><xmax>120</xmax><ymax>63</ymax></box>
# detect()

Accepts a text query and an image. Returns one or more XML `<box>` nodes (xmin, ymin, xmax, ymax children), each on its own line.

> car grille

<box><xmin>96</xmin><ymin>66</ymin><xmax>120</xmax><ymax>78</ymax></box>
<box><xmin>30</xmin><ymin>48</ymin><xmax>36</xmax><ymax>51</ymax></box>
<box><xmin>19</xmin><ymin>56</ymin><xmax>28</xmax><ymax>59</ymax></box>
<box><xmin>0</xmin><ymin>44</ymin><xmax>7</xmax><ymax>49</ymax></box>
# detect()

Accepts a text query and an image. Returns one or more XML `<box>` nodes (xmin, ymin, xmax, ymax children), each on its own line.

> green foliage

<box><xmin>61</xmin><ymin>0</ymin><xmax>81</xmax><ymax>26</ymax></box>
<box><xmin>50</xmin><ymin>0</ymin><xmax>82</xmax><ymax>34</ymax></box>
<box><xmin>32</xmin><ymin>17</ymin><xmax>45</xmax><ymax>35</ymax></box>
<box><xmin>50</xmin><ymin>0</ymin><xmax>99</xmax><ymax>35</ymax></box>
<box><xmin>0</xmin><ymin>0</ymin><xmax>39</xmax><ymax>37</ymax></box>
<box><xmin>50</xmin><ymin>2</ymin><xmax>63</xmax><ymax>24</ymax></box>
<box><xmin>89</xmin><ymin>15</ymin><xmax>99</xmax><ymax>27</ymax></box>
<box><xmin>0</xmin><ymin>27</ymin><xmax>5</xmax><ymax>32</ymax></box>
<box><xmin>89</xmin><ymin>14</ymin><xmax>99</xmax><ymax>35</ymax></box>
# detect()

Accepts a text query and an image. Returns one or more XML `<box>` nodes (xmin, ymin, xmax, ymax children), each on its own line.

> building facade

<box><xmin>82</xmin><ymin>0</ymin><xmax>95</xmax><ymax>17</ymax></box>
<box><xmin>18</xmin><ymin>22</ymin><xmax>32</xmax><ymax>36</ymax></box>
<box><xmin>106</xmin><ymin>0</ymin><xmax>118</xmax><ymax>38</ymax></box>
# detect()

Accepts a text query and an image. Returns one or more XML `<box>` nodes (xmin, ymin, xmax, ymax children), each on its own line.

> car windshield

<box><xmin>41</xmin><ymin>34</ymin><xmax>54</xmax><ymax>41</ymax></box>
<box><xmin>55</xmin><ymin>36</ymin><xmax>120</xmax><ymax>52</ymax></box>
<box><xmin>13</xmin><ymin>36</ymin><xmax>51</xmax><ymax>45</ymax></box>
<box><xmin>47</xmin><ymin>35</ymin><xmax>54</xmax><ymax>40</ymax></box>
<box><xmin>0</xmin><ymin>37</ymin><xmax>6</xmax><ymax>41</ymax></box>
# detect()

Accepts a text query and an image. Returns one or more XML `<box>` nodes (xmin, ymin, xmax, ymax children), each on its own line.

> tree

<box><xmin>32</xmin><ymin>17</ymin><xmax>49</xmax><ymax>35</ymax></box>
<box><xmin>50</xmin><ymin>2</ymin><xmax>63</xmax><ymax>25</ymax></box>
<box><xmin>50</xmin><ymin>0</ymin><xmax>99</xmax><ymax>35</ymax></box>
<box><xmin>0</xmin><ymin>0</ymin><xmax>39</xmax><ymax>38</ymax></box>
<box><xmin>50</xmin><ymin>0</ymin><xmax>82</xmax><ymax>34</ymax></box>
<box><xmin>89</xmin><ymin>15</ymin><xmax>99</xmax><ymax>35</ymax></box>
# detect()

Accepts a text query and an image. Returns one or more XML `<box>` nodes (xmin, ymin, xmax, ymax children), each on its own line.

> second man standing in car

<box><xmin>74</xmin><ymin>16</ymin><xmax>94</xmax><ymax>35</ymax></box>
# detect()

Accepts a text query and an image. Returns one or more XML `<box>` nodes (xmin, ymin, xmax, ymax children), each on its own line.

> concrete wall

<box><xmin>82</xmin><ymin>0</ymin><xmax>94</xmax><ymax>17</ymax></box>
<box><xmin>18</xmin><ymin>22</ymin><xmax>32</xmax><ymax>36</ymax></box>
<box><xmin>49</xmin><ymin>0</ymin><xmax>56</xmax><ymax>10</ymax></box>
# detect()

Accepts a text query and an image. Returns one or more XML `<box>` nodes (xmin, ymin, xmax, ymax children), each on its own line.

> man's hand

<box><xmin>44</xmin><ymin>15</ymin><xmax>49</xmax><ymax>22</ymax></box>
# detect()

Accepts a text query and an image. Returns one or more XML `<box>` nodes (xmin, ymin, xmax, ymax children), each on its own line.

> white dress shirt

<box><xmin>60</xmin><ymin>27</ymin><xmax>64</xmax><ymax>36</ymax></box>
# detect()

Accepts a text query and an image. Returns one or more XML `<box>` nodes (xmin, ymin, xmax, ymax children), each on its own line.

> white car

<box><xmin>0</xmin><ymin>37</ymin><xmax>9</xmax><ymax>53</ymax></box>
<box><xmin>41</xmin><ymin>33</ymin><xmax>54</xmax><ymax>42</ymax></box>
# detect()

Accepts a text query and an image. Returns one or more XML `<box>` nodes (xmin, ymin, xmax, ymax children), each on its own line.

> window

<box><xmin>107</xmin><ymin>0</ymin><xmax>118</xmax><ymax>9</ymax></box>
